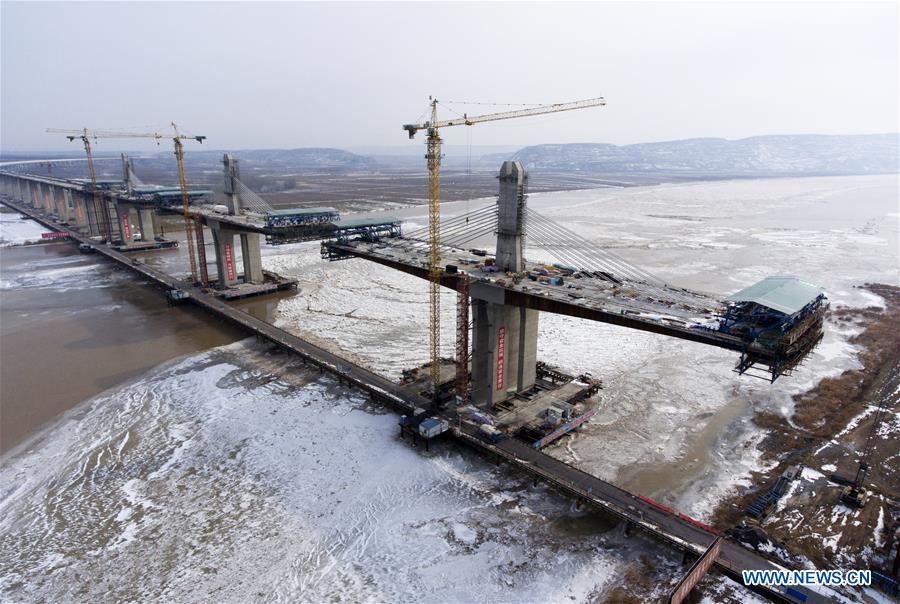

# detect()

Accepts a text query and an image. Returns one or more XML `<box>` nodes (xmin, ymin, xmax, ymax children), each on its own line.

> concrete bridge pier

<box><xmin>240</xmin><ymin>233</ymin><xmax>263</xmax><ymax>283</ymax></box>
<box><xmin>208</xmin><ymin>219</ymin><xmax>264</xmax><ymax>288</ymax></box>
<box><xmin>61</xmin><ymin>189</ymin><xmax>74</xmax><ymax>224</ymax></box>
<box><xmin>53</xmin><ymin>186</ymin><xmax>70</xmax><ymax>223</ymax></box>
<box><xmin>41</xmin><ymin>183</ymin><xmax>53</xmax><ymax>215</ymax></box>
<box><xmin>70</xmin><ymin>191</ymin><xmax>91</xmax><ymax>232</ymax></box>
<box><xmin>34</xmin><ymin>183</ymin><xmax>44</xmax><ymax>211</ymax></box>
<box><xmin>471</xmin><ymin>297</ymin><xmax>540</xmax><ymax>406</ymax></box>
<box><xmin>210</xmin><ymin>223</ymin><xmax>238</xmax><ymax>288</ymax></box>
<box><xmin>81</xmin><ymin>192</ymin><xmax>105</xmax><ymax>237</ymax></box>
<box><xmin>29</xmin><ymin>181</ymin><xmax>40</xmax><ymax>209</ymax></box>
<box><xmin>138</xmin><ymin>208</ymin><xmax>156</xmax><ymax>241</ymax></box>
<box><xmin>116</xmin><ymin>203</ymin><xmax>136</xmax><ymax>243</ymax></box>
<box><xmin>470</xmin><ymin>161</ymin><xmax>539</xmax><ymax>407</ymax></box>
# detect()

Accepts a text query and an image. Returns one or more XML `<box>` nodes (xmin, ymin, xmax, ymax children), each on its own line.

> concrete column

<box><xmin>470</xmin><ymin>293</ymin><xmax>539</xmax><ymax>406</ymax></box>
<box><xmin>29</xmin><ymin>182</ymin><xmax>40</xmax><ymax>208</ymax></box>
<box><xmin>138</xmin><ymin>208</ymin><xmax>156</xmax><ymax>240</ymax></box>
<box><xmin>470</xmin><ymin>161</ymin><xmax>539</xmax><ymax>407</ymax></box>
<box><xmin>54</xmin><ymin>187</ymin><xmax>70</xmax><ymax>222</ymax></box>
<box><xmin>42</xmin><ymin>184</ymin><xmax>53</xmax><ymax>214</ymax></box>
<box><xmin>63</xmin><ymin>189</ymin><xmax>74</xmax><ymax>223</ymax></box>
<box><xmin>223</xmin><ymin>154</ymin><xmax>242</xmax><ymax>215</ymax></box>
<box><xmin>496</xmin><ymin>160</ymin><xmax>528</xmax><ymax>273</ymax></box>
<box><xmin>83</xmin><ymin>191</ymin><xmax>102</xmax><ymax>236</ymax></box>
<box><xmin>210</xmin><ymin>223</ymin><xmax>238</xmax><ymax>288</ymax></box>
<box><xmin>122</xmin><ymin>154</ymin><xmax>133</xmax><ymax>196</ymax></box>
<box><xmin>239</xmin><ymin>233</ymin><xmax>264</xmax><ymax>284</ymax></box>
<box><xmin>72</xmin><ymin>192</ymin><xmax>90</xmax><ymax>231</ymax></box>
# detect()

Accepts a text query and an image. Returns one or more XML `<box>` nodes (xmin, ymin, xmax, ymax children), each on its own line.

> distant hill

<box><xmin>179</xmin><ymin>148</ymin><xmax>377</xmax><ymax>170</ymax></box>
<box><xmin>483</xmin><ymin>134</ymin><xmax>899</xmax><ymax>177</ymax></box>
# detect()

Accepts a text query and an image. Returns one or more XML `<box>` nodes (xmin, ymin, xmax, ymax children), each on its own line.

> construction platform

<box><xmin>112</xmin><ymin>238</ymin><xmax>179</xmax><ymax>253</ymax></box>
<box><xmin>202</xmin><ymin>270</ymin><xmax>298</xmax><ymax>300</ymax></box>
<box><xmin>400</xmin><ymin>359</ymin><xmax>603</xmax><ymax>450</ymax></box>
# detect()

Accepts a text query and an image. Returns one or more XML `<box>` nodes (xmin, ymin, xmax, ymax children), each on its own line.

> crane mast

<box><xmin>70</xmin><ymin>129</ymin><xmax>113</xmax><ymax>242</ymax></box>
<box><xmin>425</xmin><ymin>100</ymin><xmax>443</xmax><ymax>400</ymax></box>
<box><xmin>404</xmin><ymin>96</ymin><xmax>606</xmax><ymax>404</ymax></box>
<box><xmin>173</xmin><ymin>134</ymin><xmax>199</xmax><ymax>285</ymax></box>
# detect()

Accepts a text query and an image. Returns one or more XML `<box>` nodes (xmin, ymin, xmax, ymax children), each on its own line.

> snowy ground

<box><xmin>0</xmin><ymin>340</ymin><xmax>665</xmax><ymax>603</ymax></box>
<box><xmin>255</xmin><ymin>175</ymin><xmax>898</xmax><ymax>518</ymax></box>
<box><xmin>0</xmin><ymin>211</ymin><xmax>47</xmax><ymax>247</ymax></box>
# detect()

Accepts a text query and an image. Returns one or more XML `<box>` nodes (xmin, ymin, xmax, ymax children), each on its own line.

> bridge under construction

<box><xmin>0</xmin><ymin>149</ymin><xmax>834</xmax><ymax>602</ymax></box>
<box><xmin>323</xmin><ymin>160</ymin><xmax>826</xmax><ymax>397</ymax></box>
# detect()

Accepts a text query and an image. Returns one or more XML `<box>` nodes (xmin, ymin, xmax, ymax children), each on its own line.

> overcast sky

<box><xmin>2</xmin><ymin>1</ymin><xmax>897</xmax><ymax>152</ymax></box>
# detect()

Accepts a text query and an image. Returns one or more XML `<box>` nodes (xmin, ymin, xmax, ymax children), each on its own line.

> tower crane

<box><xmin>47</xmin><ymin>125</ymin><xmax>206</xmax><ymax>283</ymax></box>
<box><xmin>46</xmin><ymin>128</ymin><xmax>113</xmax><ymax>242</ymax></box>
<box><xmin>402</xmin><ymin>97</ymin><xmax>606</xmax><ymax>403</ymax></box>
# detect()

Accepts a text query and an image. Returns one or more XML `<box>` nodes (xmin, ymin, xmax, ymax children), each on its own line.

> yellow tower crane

<box><xmin>47</xmin><ymin>125</ymin><xmax>206</xmax><ymax>283</ymax></box>
<box><xmin>402</xmin><ymin>97</ymin><xmax>606</xmax><ymax>403</ymax></box>
<box><xmin>46</xmin><ymin>128</ymin><xmax>112</xmax><ymax>242</ymax></box>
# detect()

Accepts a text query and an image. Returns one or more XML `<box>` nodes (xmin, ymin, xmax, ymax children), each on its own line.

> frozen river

<box><xmin>257</xmin><ymin>174</ymin><xmax>898</xmax><ymax>514</ymax></box>
<box><xmin>1</xmin><ymin>174</ymin><xmax>896</xmax><ymax>602</ymax></box>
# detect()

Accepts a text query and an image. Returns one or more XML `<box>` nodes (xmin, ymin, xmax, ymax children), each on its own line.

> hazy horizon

<box><xmin>2</xmin><ymin>1</ymin><xmax>898</xmax><ymax>153</ymax></box>
<box><xmin>3</xmin><ymin>132</ymin><xmax>898</xmax><ymax>158</ymax></box>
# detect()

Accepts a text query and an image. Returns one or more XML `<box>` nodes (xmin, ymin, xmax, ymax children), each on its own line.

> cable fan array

<box><xmin>233</xmin><ymin>177</ymin><xmax>276</xmax><ymax>214</ymax></box>
<box><xmin>400</xmin><ymin>202</ymin><xmax>706</xmax><ymax>307</ymax></box>
<box><xmin>403</xmin><ymin>204</ymin><xmax>499</xmax><ymax>250</ymax></box>
<box><xmin>128</xmin><ymin>170</ymin><xmax>144</xmax><ymax>188</ymax></box>
<box><xmin>523</xmin><ymin>208</ymin><xmax>702</xmax><ymax>306</ymax></box>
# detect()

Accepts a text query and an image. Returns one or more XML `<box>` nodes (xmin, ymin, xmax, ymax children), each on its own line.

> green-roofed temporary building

<box><xmin>720</xmin><ymin>276</ymin><xmax>827</xmax><ymax>379</ymax></box>
<box><xmin>727</xmin><ymin>276</ymin><xmax>824</xmax><ymax>317</ymax></box>
<box><xmin>266</xmin><ymin>207</ymin><xmax>339</xmax><ymax>217</ymax></box>
<box><xmin>336</xmin><ymin>216</ymin><xmax>401</xmax><ymax>228</ymax></box>
<box><xmin>265</xmin><ymin>207</ymin><xmax>340</xmax><ymax>229</ymax></box>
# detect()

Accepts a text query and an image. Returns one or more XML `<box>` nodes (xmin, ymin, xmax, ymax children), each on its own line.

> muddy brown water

<box><xmin>0</xmin><ymin>242</ymin><xmax>245</xmax><ymax>454</ymax></box>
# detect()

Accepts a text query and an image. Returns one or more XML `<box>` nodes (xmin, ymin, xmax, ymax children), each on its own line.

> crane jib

<box><xmin>402</xmin><ymin>97</ymin><xmax>605</xmax><ymax>138</ymax></box>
